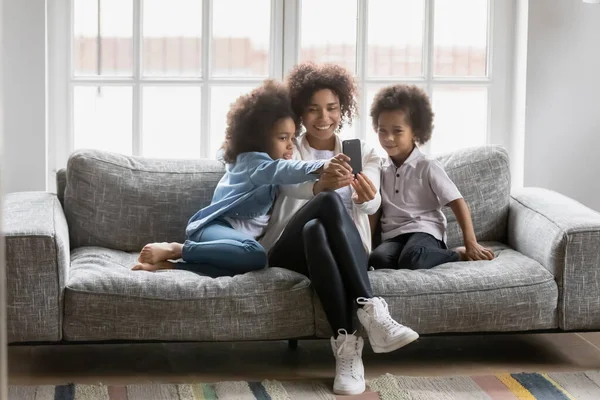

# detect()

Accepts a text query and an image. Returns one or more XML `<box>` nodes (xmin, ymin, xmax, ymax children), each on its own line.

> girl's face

<box><xmin>301</xmin><ymin>89</ymin><xmax>341</xmax><ymax>142</ymax></box>
<box><xmin>377</xmin><ymin>110</ymin><xmax>416</xmax><ymax>164</ymax></box>
<box><xmin>268</xmin><ymin>117</ymin><xmax>296</xmax><ymax>160</ymax></box>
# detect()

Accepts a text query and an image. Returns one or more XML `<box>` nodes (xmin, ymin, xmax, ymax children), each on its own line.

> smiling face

<box><xmin>377</xmin><ymin>110</ymin><xmax>416</xmax><ymax>165</ymax></box>
<box><xmin>301</xmin><ymin>89</ymin><xmax>341</xmax><ymax>145</ymax></box>
<box><xmin>267</xmin><ymin>117</ymin><xmax>296</xmax><ymax>160</ymax></box>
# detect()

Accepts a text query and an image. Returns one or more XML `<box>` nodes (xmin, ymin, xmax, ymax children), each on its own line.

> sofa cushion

<box><xmin>438</xmin><ymin>145</ymin><xmax>510</xmax><ymax>248</ymax></box>
<box><xmin>63</xmin><ymin>150</ymin><xmax>225</xmax><ymax>252</ymax></box>
<box><xmin>63</xmin><ymin>247</ymin><xmax>315</xmax><ymax>341</ymax></box>
<box><xmin>314</xmin><ymin>243</ymin><xmax>558</xmax><ymax>337</ymax></box>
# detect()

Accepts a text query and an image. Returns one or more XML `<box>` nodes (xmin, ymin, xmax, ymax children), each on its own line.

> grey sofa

<box><xmin>5</xmin><ymin>145</ymin><xmax>600</xmax><ymax>345</ymax></box>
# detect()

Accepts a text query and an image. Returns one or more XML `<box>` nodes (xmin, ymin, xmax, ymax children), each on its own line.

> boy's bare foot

<box><xmin>138</xmin><ymin>242</ymin><xmax>182</xmax><ymax>264</ymax></box>
<box><xmin>132</xmin><ymin>260</ymin><xmax>176</xmax><ymax>272</ymax></box>
<box><xmin>455</xmin><ymin>246</ymin><xmax>468</xmax><ymax>261</ymax></box>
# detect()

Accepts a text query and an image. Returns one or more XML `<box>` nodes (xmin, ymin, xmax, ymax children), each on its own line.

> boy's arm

<box><xmin>449</xmin><ymin>198</ymin><xmax>495</xmax><ymax>261</ymax></box>
<box><xmin>369</xmin><ymin>207</ymin><xmax>382</xmax><ymax>237</ymax></box>
<box><xmin>428</xmin><ymin>160</ymin><xmax>493</xmax><ymax>261</ymax></box>
<box><xmin>448</xmin><ymin>198</ymin><xmax>477</xmax><ymax>245</ymax></box>
<box><xmin>368</xmin><ymin>207</ymin><xmax>382</xmax><ymax>250</ymax></box>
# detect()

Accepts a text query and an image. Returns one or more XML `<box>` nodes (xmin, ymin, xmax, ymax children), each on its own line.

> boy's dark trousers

<box><xmin>369</xmin><ymin>232</ymin><xmax>460</xmax><ymax>270</ymax></box>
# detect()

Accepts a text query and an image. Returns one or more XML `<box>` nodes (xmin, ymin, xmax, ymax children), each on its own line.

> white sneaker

<box><xmin>330</xmin><ymin>329</ymin><xmax>365</xmax><ymax>395</ymax></box>
<box><xmin>357</xmin><ymin>297</ymin><xmax>419</xmax><ymax>353</ymax></box>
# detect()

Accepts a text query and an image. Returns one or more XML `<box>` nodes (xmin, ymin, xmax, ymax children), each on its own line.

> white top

<box><xmin>224</xmin><ymin>215</ymin><xmax>271</xmax><ymax>239</ymax></box>
<box><xmin>380</xmin><ymin>146</ymin><xmax>462</xmax><ymax>243</ymax></box>
<box><xmin>259</xmin><ymin>133</ymin><xmax>382</xmax><ymax>254</ymax></box>
<box><xmin>311</xmin><ymin>148</ymin><xmax>354</xmax><ymax>214</ymax></box>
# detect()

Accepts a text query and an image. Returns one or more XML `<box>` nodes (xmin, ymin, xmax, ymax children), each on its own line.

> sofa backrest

<box><xmin>63</xmin><ymin>150</ymin><xmax>225</xmax><ymax>252</ymax></box>
<box><xmin>61</xmin><ymin>145</ymin><xmax>510</xmax><ymax>252</ymax></box>
<box><xmin>439</xmin><ymin>145</ymin><xmax>510</xmax><ymax>247</ymax></box>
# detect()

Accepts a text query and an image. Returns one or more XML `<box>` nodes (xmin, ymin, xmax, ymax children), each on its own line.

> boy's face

<box><xmin>377</xmin><ymin>110</ymin><xmax>415</xmax><ymax>162</ymax></box>
<box><xmin>268</xmin><ymin>117</ymin><xmax>296</xmax><ymax>160</ymax></box>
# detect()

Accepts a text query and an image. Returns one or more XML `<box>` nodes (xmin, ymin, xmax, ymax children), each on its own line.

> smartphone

<box><xmin>342</xmin><ymin>139</ymin><xmax>363</xmax><ymax>176</ymax></box>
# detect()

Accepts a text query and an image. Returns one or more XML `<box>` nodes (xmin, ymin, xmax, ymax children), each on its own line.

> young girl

<box><xmin>260</xmin><ymin>63</ymin><xmax>418</xmax><ymax>396</ymax></box>
<box><xmin>132</xmin><ymin>80</ymin><xmax>349</xmax><ymax>276</ymax></box>
<box><xmin>369</xmin><ymin>84</ymin><xmax>495</xmax><ymax>273</ymax></box>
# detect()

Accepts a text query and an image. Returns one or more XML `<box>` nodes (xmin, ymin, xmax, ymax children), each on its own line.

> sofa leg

<box><xmin>288</xmin><ymin>339</ymin><xmax>298</xmax><ymax>350</ymax></box>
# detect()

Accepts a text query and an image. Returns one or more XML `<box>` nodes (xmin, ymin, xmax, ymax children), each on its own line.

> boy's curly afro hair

<box><xmin>286</xmin><ymin>62</ymin><xmax>358</xmax><ymax>131</ymax></box>
<box><xmin>370</xmin><ymin>85</ymin><xmax>434</xmax><ymax>145</ymax></box>
<box><xmin>222</xmin><ymin>80</ymin><xmax>298</xmax><ymax>164</ymax></box>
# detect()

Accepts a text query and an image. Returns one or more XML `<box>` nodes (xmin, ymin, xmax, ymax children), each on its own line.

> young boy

<box><xmin>369</xmin><ymin>85</ymin><xmax>494</xmax><ymax>271</ymax></box>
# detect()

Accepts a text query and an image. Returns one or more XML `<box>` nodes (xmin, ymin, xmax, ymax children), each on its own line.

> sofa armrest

<box><xmin>508</xmin><ymin>187</ymin><xmax>600</xmax><ymax>330</ymax></box>
<box><xmin>4</xmin><ymin>192</ymin><xmax>70</xmax><ymax>342</ymax></box>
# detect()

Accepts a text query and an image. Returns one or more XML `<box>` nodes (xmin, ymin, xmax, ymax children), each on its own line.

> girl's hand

<box><xmin>351</xmin><ymin>172</ymin><xmax>377</xmax><ymax>204</ymax></box>
<box><xmin>313</xmin><ymin>154</ymin><xmax>353</xmax><ymax>194</ymax></box>
<box><xmin>320</xmin><ymin>153</ymin><xmax>353</xmax><ymax>176</ymax></box>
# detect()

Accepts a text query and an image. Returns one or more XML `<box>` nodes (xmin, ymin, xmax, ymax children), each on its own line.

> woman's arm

<box><xmin>279</xmin><ymin>181</ymin><xmax>317</xmax><ymax>200</ymax></box>
<box><xmin>352</xmin><ymin>143</ymin><xmax>382</xmax><ymax>215</ymax></box>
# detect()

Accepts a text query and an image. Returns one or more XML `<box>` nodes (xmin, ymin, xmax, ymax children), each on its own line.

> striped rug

<box><xmin>9</xmin><ymin>371</ymin><xmax>600</xmax><ymax>399</ymax></box>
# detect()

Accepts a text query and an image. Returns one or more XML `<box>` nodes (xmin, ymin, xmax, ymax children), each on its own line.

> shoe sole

<box><xmin>370</xmin><ymin>331</ymin><xmax>419</xmax><ymax>353</ymax></box>
<box><xmin>333</xmin><ymin>383</ymin><xmax>366</xmax><ymax>395</ymax></box>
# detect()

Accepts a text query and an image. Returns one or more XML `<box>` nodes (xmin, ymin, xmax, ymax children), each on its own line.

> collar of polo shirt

<box><xmin>386</xmin><ymin>146</ymin><xmax>423</xmax><ymax>169</ymax></box>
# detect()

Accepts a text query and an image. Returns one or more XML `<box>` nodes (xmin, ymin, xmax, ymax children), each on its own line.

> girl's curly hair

<box><xmin>222</xmin><ymin>80</ymin><xmax>299</xmax><ymax>164</ymax></box>
<box><xmin>286</xmin><ymin>62</ymin><xmax>358</xmax><ymax>132</ymax></box>
<box><xmin>370</xmin><ymin>85</ymin><xmax>434</xmax><ymax>145</ymax></box>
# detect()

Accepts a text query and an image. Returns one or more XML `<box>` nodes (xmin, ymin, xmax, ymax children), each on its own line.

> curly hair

<box><xmin>222</xmin><ymin>80</ymin><xmax>299</xmax><ymax>164</ymax></box>
<box><xmin>286</xmin><ymin>62</ymin><xmax>358</xmax><ymax>132</ymax></box>
<box><xmin>370</xmin><ymin>85</ymin><xmax>434</xmax><ymax>145</ymax></box>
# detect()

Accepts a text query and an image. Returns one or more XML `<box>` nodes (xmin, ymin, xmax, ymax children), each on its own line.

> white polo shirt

<box><xmin>380</xmin><ymin>146</ymin><xmax>462</xmax><ymax>243</ymax></box>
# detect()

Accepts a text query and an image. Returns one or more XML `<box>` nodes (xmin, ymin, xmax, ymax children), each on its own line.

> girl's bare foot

<box><xmin>132</xmin><ymin>260</ymin><xmax>176</xmax><ymax>272</ymax></box>
<box><xmin>455</xmin><ymin>246</ymin><xmax>468</xmax><ymax>261</ymax></box>
<box><xmin>138</xmin><ymin>242</ymin><xmax>182</xmax><ymax>264</ymax></box>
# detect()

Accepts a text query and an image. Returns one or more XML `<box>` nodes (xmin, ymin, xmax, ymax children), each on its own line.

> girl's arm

<box><xmin>247</xmin><ymin>152</ymin><xmax>352</xmax><ymax>187</ymax></box>
<box><xmin>246</xmin><ymin>153</ymin><xmax>325</xmax><ymax>186</ymax></box>
<box><xmin>448</xmin><ymin>198</ymin><xmax>495</xmax><ymax>261</ymax></box>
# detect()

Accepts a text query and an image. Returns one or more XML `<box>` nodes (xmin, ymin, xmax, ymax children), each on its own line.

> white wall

<box><xmin>1</xmin><ymin>0</ymin><xmax>47</xmax><ymax>194</ymax></box>
<box><xmin>0</xmin><ymin>0</ymin><xmax>9</xmax><ymax>396</ymax></box>
<box><xmin>524</xmin><ymin>0</ymin><xmax>600</xmax><ymax>211</ymax></box>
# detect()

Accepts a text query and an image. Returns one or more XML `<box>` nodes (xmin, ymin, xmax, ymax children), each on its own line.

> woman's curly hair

<box><xmin>222</xmin><ymin>80</ymin><xmax>298</xmax><ymax>164</ymax></box>
<box><xmin>369</xmin><ymin>85</ymin><xmax>434</xmax><ymax>145</ymax></box>
<box><xmin>286</xmin><ymin>62</ymin><xmax>358</xmax><ymax>132</ymax></box>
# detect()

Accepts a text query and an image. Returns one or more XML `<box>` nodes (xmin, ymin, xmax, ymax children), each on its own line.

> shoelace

<box><xmin>357</xmin><ymin>297</ymin><xmax>404</xmax><ymax>334</ymax></box>
<box><xmin>335</xmin><ymin>329</ymin><xmax>358</xmax><ymax>377</ymax></box>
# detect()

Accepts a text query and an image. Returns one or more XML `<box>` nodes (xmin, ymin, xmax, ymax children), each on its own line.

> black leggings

<box><xmin>268</xmin><ymin>191</ymin><xmax>373</xmax><ymax>332</ymax></box>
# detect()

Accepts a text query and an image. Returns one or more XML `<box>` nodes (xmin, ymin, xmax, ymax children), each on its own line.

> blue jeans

<box><xmin>175</xmin><ymin>219</ymin><xmax>267</xmax><ymax>278</ymax></box>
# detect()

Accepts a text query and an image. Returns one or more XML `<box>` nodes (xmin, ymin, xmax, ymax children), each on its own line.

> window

<box><xmin>289</xmin><ymin>0</ymin><xmax>499</xmax><ymax>156</ymax></box>
<box><xmin>49</xmin><ymin>0</ymin><xmax>510</xmax><ymax>178</ymax></box>
<box><xmin>67</xmin><ymin>0</ymin><xmax>278</xmax><ymax>161</ymax></box>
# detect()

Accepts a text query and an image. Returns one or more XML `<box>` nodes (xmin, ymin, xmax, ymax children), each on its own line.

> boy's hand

<box><xmin>460</xmin><ymin>242</ymin><xmax>495</xmax><ymax>261</ymax></box>
<box><xmin>351</xmin><ymin>172</ymin><xmax>377</xmax><ymax>204</ymax></box>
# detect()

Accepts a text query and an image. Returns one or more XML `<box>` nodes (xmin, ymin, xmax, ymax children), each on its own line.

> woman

<box><xmin>260</xmin><ymin>63</ymin><xmax>418</xmax><ymax>396</ymax></box>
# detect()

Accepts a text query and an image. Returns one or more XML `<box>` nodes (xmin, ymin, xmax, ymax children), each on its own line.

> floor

<box><xmin>9</xmin><ymin>332</ymin><xmax>600</xmax><ymax>386</ymax></box>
